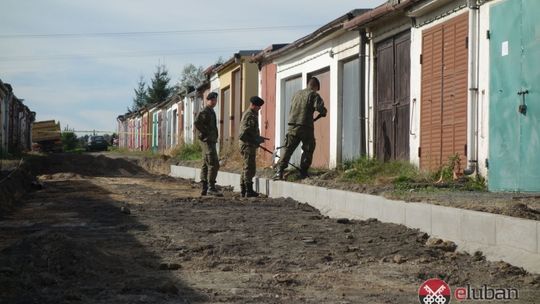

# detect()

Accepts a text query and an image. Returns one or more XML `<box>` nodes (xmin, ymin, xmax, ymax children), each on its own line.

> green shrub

<box><xmin>174</xmin><ymin>141</ymin><xmax>202</xmax><ymax>161</ymax></box>
<box><xmin>61</xmin><ymin>132</ymin><xmax>79</xmax><ymax>151</ymax></box>
<box><xmin>342</xmin><ymin>157</ymin><xmax>419</xmax><ymax>185</ymax></box>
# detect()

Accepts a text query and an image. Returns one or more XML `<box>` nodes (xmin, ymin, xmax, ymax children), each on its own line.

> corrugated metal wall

<box><xmin>341</xmin><ymin>58</ymin><xmax>362</xmax><ymax>162</ymax></box>
<box><xmin>420</xmin><ymin>13</ymin><xmax>469</xmax><ymax>171</ymax></box>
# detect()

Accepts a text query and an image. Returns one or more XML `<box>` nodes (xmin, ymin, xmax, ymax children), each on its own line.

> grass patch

<box><xmin>341</xmin><ymin>157</ymin><xmax>420</xmax><ymax>185</ymax></box>
<box><xmin>108</xmin><ymin>146</ymin><xmax>158</xmax><ymax>158</ymax></box>
<box><xmin>64</xmin><ymin>147</ymin><xmax>85</xmax><ymax>154</ymax></box>
<box><xmin>172</xmin><ymin>142</ymin><xmax>202</xmax><ymax>161</ymax></box>
<box><xmin>339</xmin><ymin>155</ymin><xmax>487</xmax><ymax>192</ymax></box>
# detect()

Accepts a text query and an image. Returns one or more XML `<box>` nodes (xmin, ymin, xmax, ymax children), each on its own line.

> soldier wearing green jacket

<box><xmin>274</xmin><ymin>77</ymin><xmax>327</xmax><ymax>180</ymax></box>
<box><xmin>194</xmin><ymin>92</ymin><xmax>222</xmax><ymax>196</ymax></box>
<box><xmin>239</xmin><ymin>96</ymin><xmax>265</xmax><ymax>197</ymax></box>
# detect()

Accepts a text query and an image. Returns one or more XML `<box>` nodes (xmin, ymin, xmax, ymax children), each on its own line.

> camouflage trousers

<box><xmin>200</xmin><ymin>141</ymin><xmax>220</xmax><ymax>184</ymax></box>
<box><xmin>240</xmin><ymin>143</ymin><xmax>257</xmax><ymax>185</ymax></box>
<box><xmin>277</xmin><ymin>126</ymin><xmax>315</xmax><ymax>172</ymax></box>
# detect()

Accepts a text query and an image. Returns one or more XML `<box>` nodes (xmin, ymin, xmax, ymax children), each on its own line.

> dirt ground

<box><xmin>0</xmin><ymin>153</ymin><xmax>539</xmax><ymax>303</ymax></box>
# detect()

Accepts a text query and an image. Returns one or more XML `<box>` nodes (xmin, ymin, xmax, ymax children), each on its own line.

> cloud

<box><xmin>1</xmin><ymin>0</ymin><xmax>386</xmax><ymax>132</ymax></box>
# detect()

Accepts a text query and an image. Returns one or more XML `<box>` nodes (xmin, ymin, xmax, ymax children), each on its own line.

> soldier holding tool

<box><xmin>239</xmin><ymin>96</ymin><xmax>265</xmax><ymax>197</ymax></box>
<box><xmin>273</xmin><ymin>77</ymin><xmax>327</xmax><ymax>180</ymax></box>
<box><xmin>194</xmin><ymin>92</ymin><xmax>223</xmax><ymax>197</ymax></box>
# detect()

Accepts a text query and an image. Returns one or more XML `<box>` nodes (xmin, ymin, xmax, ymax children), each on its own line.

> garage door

<box><xmin>420</xmin><ymin>13</ymin><xmax>468</xmax><ymax>171</ymax></box>
<box><xmin>308</xmin><ymin>68</ymin><xmax>331</xmax><ymax>168</ymax></box>
<box><xmin>375</xmin><ymin>31</ymin><xmax>411</xmax><ymax>161</ymax></box>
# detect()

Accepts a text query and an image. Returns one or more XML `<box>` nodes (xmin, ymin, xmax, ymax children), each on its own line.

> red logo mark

<box><xmin>418</xmin><ymin>278</ymin><xmax>451</xmax><ymax>304</ymax></box>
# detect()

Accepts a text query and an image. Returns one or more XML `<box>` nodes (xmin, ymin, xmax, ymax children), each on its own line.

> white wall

<box><xmin>170</xmin><ymin>103</ymin><xmax>179</xmax><ymax>147</ymax></box>
<box><xmin>274</xmin><ymin>30</ymin><xmax>362</xmax><ymax>168</ymax></box>
<box><xmin>183</xmin><ymin>96</ymin><xmax>193</xmax><ymax>144</ymax></box>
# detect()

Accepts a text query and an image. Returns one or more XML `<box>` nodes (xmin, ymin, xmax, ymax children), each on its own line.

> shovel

<box><xmin>258</xmin><ymin>144</ymin><xmax>302</xmax><ymax>173</ymax></box>
<box><xmin>264</xmin><ymin>113</ymin><xmax>325</xmax><ymax>172</ymax></box>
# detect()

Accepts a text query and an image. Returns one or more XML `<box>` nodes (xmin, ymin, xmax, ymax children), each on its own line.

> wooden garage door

<box><xmin>260</xmin><ymin>64</ymin><xmax>277</xmax><ymax>165</ymax></box>
<box><xmin>220</xmin><ymin>87</ymin><xmax>231</xmax><ymax>147</ymax></box>
<box><xmin>375</xmin><ymin>31</ymin><xmax>411</xmax><ymax>161</ymax></box>
<box><xmin>420</xmin><ymin>13</ymin><xmax>468</xmax><ymax>171</ymax></box>
<box><xmin>308</xmin><ymin>68</ymin><xmax>331</xmax><ymax>168</ymax></box>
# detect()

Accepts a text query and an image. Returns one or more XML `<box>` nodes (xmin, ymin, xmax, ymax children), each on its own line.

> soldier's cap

<box><xmin>250</xmin><ymin>96</ymin><xmax>264</xmax><ymax>106</ymax></box>
<box><xmin>308</xmin><ymin>76</ymin><xmax>320</xmax><ymax>89</ymax></box>
<box><xmin>206</xmin><ymin>92</ymin><xmax>218</xmax><ymax>100</ymax></box>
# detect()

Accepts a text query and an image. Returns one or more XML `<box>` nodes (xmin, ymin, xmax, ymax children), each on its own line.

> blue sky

<box><xmin>0</xmin><ymin>0</ymin><xmax>385</xmax><ymax>134</ymax></box>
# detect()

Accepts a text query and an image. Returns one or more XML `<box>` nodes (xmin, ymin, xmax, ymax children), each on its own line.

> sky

<box><xmin>0</xmin><ymin>0</ymin><xmax>385</xmax><ymax>134</ymax></box>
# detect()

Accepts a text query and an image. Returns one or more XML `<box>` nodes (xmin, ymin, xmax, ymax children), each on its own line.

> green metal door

<box><xmin>489</xmin><ymin>0</ymin><xmax>540</xmax><ymax>191</ymax></box>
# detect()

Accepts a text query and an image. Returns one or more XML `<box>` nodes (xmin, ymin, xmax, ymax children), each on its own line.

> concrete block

<box><xmin>496</xmin><ymin>216</ymin><xmax>538</xmax><ymax>253</ymax></box>
<box><xmin>345</xmin><ymin>192</ymin><xmax>365</xmax><ymax>220</ymax></box>
<box><xmin>279</xmin><ymin>181</ymin><xmax>293</xmax><ymax>200</ymax></box>
<box><xmin>232</xmin><ymin>173</ymin><xmax>242</xmax><ymax>191</ymax></box>
<box><xmin>378</xmin><ymin>199</ymin><xmax>406</xmax><ymax>225</ymax></box>
<box><xmin>289</xmin><ymin>183</ymin><xmax>314</xmax><ymax>205</ymax></box>
<box><xmin>314</xmin><ymin>187</ymin><xmax>332</xmax><ymax>215</ymax></box>
<box><xmin>363</xmin><ymin>195</ymin><xmax>384</xmax><ymax>220</ymax></box>
<box><xmin>461</xmin><ymin>210</ymin><xmax>496</xmax><ymax>246</ymax></box>
<box><xmin>256</xmin><ymin>177</ymin><xmax>270</xmax><ymax>196</ymax></box>
<box><xmin>538</xmin><ymin>222</ymin><xmax>540</xmax><ymax>254</ymax></box>
<box><xmin>457</xmin><ymin>240</ymin><xmax>540</xmax><ymax>274</ymax></box>
<box><xmin>431</xmin><ymin>205</ymin><xmax>462</xmax><ymax>241</ymax></box>
<box><xmin>326</xmin><ymin>189</ymin><xmax>349</xmax><ymax>218</ymax></box>
<box><xmin>405</xmin><ymin>203</ymin><xmax>432</xmax><ymax>234</ymax></box>
<box><xmin>290</xmin><ymin>182</ymin><xmax>308</xmax><ymax>203</ymax></box>
<box><xmin>194</xmin><ymin>168</ymin><xmax>201</xmax><ymax>182</ymax></box>
<box><xmin>170</xmin><ymin>165</ymin><xmax>196</xmax><ymax>180</ymax></box>
<box><xmin>268</xmin><ymin>180</ymin><xmax>283</xmax><ymax>198</ymax></box>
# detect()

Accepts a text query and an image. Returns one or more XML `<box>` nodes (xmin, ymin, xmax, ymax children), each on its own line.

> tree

<box><xmin>178</xmin><ymin>64</ymin><xmax>205</xmax><ymax>94</ymax></box>
<box><xmin>131</xmin><ymin>76</ymin><xmax>148</xmax><ymax>111</ymax></box>
<box><xmin>145</xmin><ymin>64</ymin><xmax>172</xmax><ymax>105</ymax></box>
<box><xmin>215</xmin><ymin>56</ymin><xmax>225</xmax><ymax>65</ymax></box>
<box><xmin>61</xmin><ymin>125</ymin><xmax>78</xmax><ymax>151</ymax></box>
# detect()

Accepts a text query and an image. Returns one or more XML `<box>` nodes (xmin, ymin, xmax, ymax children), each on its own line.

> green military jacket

<box><xmin>287</xmin><ymin>88</ymin><xmax>327</xmax><ymax>129</ymax></box>
<box><xmin>194</xmin><ymin>106</ymin><xmax>218</xmax><ymax>143</ymax></box>
<box><xmin>239</xmin><ymin>109</ymin><xmax>260</xmax><ymax>146</ymax></box>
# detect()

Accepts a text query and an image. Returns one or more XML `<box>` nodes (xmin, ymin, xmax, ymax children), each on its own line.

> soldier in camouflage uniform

<box><xmin>194</xmin><ymin>92</ymin><xmax>222</xmax><ymax>196</ymax></box>
<box><xmin>274</xmin><ymin>77</ymin><xmax>327</xmax><ymax>180</ymax></box>
<box><xmin>239</xmin><ymin>96</ymin><xmax>265</xmax><ymax>197</ymax></box>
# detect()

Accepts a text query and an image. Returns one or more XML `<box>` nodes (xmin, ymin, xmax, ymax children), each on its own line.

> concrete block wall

<box><xmin>170</xmin><ymin>165</ymin><xmax>540</xmax><ymax>274</ymax></box>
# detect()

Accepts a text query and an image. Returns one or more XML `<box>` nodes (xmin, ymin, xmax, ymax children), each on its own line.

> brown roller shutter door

<box><xmin>420</xmin><ymin>13</ymin><xmax>469</xmax><ymax>171</ymax></box>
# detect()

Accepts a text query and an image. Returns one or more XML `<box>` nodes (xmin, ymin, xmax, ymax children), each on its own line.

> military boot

<box><xmin>299</xmin><ymin>169</ymin><xmax>309</xmax><ymax>179</ymax></box>
<box><xmin>207</xmin><ymin>183</ymin><xmax>223</xmax><ymax>197</ymax></box>
<box><xmin>240</xmin><ymin>182</ymin><xmax>246</xmax><ymax>197</ymax></box>
<box><xmin>273</xmin><ymin>168</ymin><xmax>284</xmax><ymax>180</ymax></box>
<box><xmin>245</xmin><ymin>182</ymin><xmax>259</xmax><ymax>198</ymax></box>
<box><xmin>201</xmin><ymin>181</ymin><xmax>208</xmax><ymax>196</ymax></box>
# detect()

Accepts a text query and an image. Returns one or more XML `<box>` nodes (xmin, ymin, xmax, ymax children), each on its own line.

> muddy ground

<box><xmin>0</xmin><ymin>153</ymin><xmax>539</xmax><ymax>303</ymax></box>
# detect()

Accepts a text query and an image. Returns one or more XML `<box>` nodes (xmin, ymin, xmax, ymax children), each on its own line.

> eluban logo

<box><xmin>418</xmin><ymin>278</ymin><xmax>451</xmax><ymax>304</ymax></box>
<box><xmin>454</xmin><ymin>285</ymin><xmax>519</xmax><ymax>301</ymax></box>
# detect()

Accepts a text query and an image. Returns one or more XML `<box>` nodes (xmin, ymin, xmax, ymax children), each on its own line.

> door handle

<box><xmin>517</xmin><ymin>89</ymin><xmax>529</xmax><ymax>115</ymax></box>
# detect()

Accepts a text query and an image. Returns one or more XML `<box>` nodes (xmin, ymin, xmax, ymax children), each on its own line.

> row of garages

<box><xmin>0</xmin><ymin>79</ymin><xmax>35</xmax><ymax>155</ymax></box>
<box><xmin>117</xmin><ymin>0</ymin><xmax>540</xmax><ymax>192</ymax></box>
